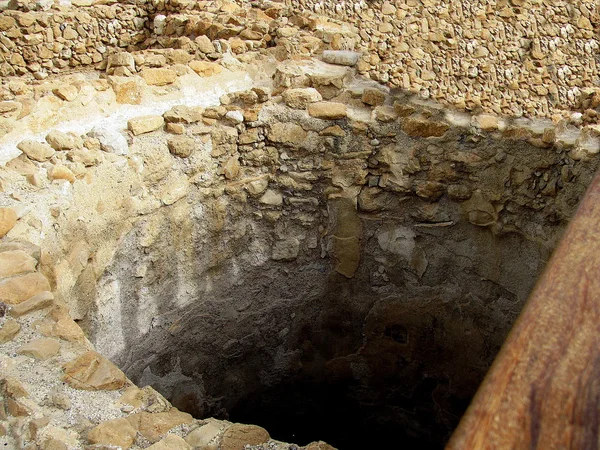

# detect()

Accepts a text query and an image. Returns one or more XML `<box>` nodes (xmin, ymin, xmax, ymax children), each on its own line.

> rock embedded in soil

<box><xmin>17</xmin><ymin>140</ymin><xmax>55</xmax><ymax>162</ymax></box>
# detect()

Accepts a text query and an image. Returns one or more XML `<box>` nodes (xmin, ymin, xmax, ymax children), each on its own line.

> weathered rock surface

<box><xmin>220</xmin><ymin>424</ymin><xmax>270</xmax><ymax>450</ymax></box>
<box><xmin>62</xmin><ymin>351</ymin><xmax>126</xmax><ymax>390</ymax></box>
<box><xmin>17</xmin><ymin>140</ymin><xmax>55</xmax><ymax>162</ymax></box>
<box><xmin>128</xmin><ymin>115</ymin><xmax>165</xmax><ymax>136</ymax></box>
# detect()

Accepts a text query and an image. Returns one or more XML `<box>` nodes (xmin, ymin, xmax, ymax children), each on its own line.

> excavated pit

<box><xmin>76</xmin><ymin>108</ymin><xmax>597</xmax><ymax>448</ymax></box>
<box><xmin>85</xmin><ymin>198</ymin><xmax>557</xmax><ymax>449</ymax></box>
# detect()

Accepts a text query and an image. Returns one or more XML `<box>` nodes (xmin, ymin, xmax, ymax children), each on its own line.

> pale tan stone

<box><xmin>195</xmin><ymin>35</ymin><xmax>215</xmax><ymax>53</ymax></box>
<box><xmin>475</xmin><ymin>114</ymin><xmax>500</xmax><ymax>131</ymax></box>
<box><xmin>0</xmin><ymin>272</ymin><xmax>51</xmax><ymax>305</ymax></box>
<box><xmin>223</xmin><ymin>156</ymin><xmax>240</xmax><ymax>180</ymax></box>
<box><xmin>17</xmin><ymin>140</ymin><xmax>55</xmax><ymax>162</ymax></box>
<box><xmin>164</xmin><ymin>106</ymin><xmax>204</xmax><ymax>124</ymax></box>
<box><xmin>319</xmin><ymin>125</ymin><xmax>346</xmax><ymax>136</ymax></box>
<box><xmin>10</xmin><ymin>291</ymin><xmax>53</xmax><ymax>317</ymax></box>
<box><xmin>0</xmin><ymin>250</ymin><xmax>37</xmax><ymax>279</ymax></box>
<box><xmin>282</xmin><ymin>88</ymin><xmax>322</xmax><ymax>109</ymax></box>
<box><xmin>88</xmin><ymin>418</ymin><xmax>137</xmax><ymax>450</ymax></box>
<box><xmin>168</xmin><ymin>136</ymin><xmax>195</xmax><ymax>158</ymax></box>
<box><xmin>0</xmin><ymin>208</ymin><xmax>17</xmax><ymax>238</ymax></box>
<box><xmin>128</xmin><ymin>115</ymin><xmax>165</xmax><ymax>136</ymax></box>
<box><xmin>53</xmin><ymin>86</ymin><xmax>78</xmax><ymax>102</ymax></box>
<box><xmin>189</xmin><ymin>61</ymin><xmax>223</xmax><ymax>77</ymax></box>
<box><xmin>147</xmin><ymin>434</ymin><xmax>192</xmax><ymax>450</ymax></box>
<box><xmin>0</xmin><ymin>319</ymin><xmax>20</xmax><ymax>344</ymax></box>
<box><xmin>185</xmin><ymin>420</ymin><xmax>225</xmax><ymax>448</ymax></box>
<box><xmin>362</xmin><ymin>88</ymin><xmax>386</xmax><ymax>106</ymax></box>
<box><xmin>259</xmin><ymin>189</ymin><xmax>283</xmax><ymax>206</ymax></box>
<box><xmin>49</xmin><ymin>316</ymin><xmax>86</xmax><ymax>342</ymax></box>
<box><xmin>126</xmin><ymin>409</ymin><xmax>194</xmax><ymax>443</ymax></box>
<box><xmin>267</xmin><ymin>122</ymin><xmax>307</xmax><ymax>146</ymax></box>
<box><xmin>307</xmin><ymin>102</ymin><xmax>347</xmax><ymax>119</ymax></box>
<box><xmin>166</xmin><ymin>123</ymin><xmax>185</xmax><ymax>134</ymax></box>
<box><xmin>158</xmin><ymin>174</ymin><xmax>189</xmax><ymax>206</ymax></box>
<box><xmin>46</xmin><ymin>131</ymin><xmax>76</xmax><ymax>151</ymax></box>
<box><xmin>220</xmin><ymin>424</ymin><xmax>269</xmax><ymax>450</ymax></box>
<box><xmin>119</xmin><ymin>386</ymin><xmax>169</xmax><ymax>412</ymax></box>
<box><xmin>6</xmin><ymin>397</ymin><xmax>31</xmax><ymax>416</ymax></box>
<box><xmin>48</xmin><ymin>165</ymin><xmax>76</xmax><ymax>183</ymax></box>
<box><xmin>402</xmin><ymin>117</ymin><xmax>449</xmax><ymax>138</ymax></box>
<box><xmin>1</xmin><ymin>377</ymin><xmax>28</xmax><ymax>398</ymax></box>
<box><xmin>18</xmin><ymin>338</ymin><xmax>60</xmax><ymax>360</ymax></box>
<box><xmin>111</xmin><ymin>78</ymin><xmax>144</xmax><ymax>105</ymax></box>
<box><xmin>62</xmin><ymin>351</ymin><xmax>126</xmax><ymax>390</ymax></box>
<box><xmin>140</xmin><ymin>68</ymin><xmax>177</xmax><ymax>86</ymax></box>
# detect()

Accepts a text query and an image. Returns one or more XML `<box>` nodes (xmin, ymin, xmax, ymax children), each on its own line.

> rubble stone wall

<box><xmin>285</xmin><ymin>0</ymin><xmax>600</xmax><ymax>117</ymax></box>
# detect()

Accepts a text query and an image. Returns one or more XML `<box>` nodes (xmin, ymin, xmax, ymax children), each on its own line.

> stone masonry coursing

<box><xmin>284</xmin><ymin>0</ymin><xmax>600</xmax><ymax>119</ymax></box>
<box><xmin>1</xmin><ymin>0</ymin><xmax>600</xmax><ymax>120</ymax></box>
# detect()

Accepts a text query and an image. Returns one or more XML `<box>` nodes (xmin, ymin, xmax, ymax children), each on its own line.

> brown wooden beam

<box><xmin>447</xmin><ymin>171</ymin><xmax>600</xmax><ymax>450</ymax></box>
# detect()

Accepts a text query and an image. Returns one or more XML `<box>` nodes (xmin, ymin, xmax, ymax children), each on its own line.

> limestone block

<box><xmin>195</xmin><ymin>35</ymin><xmax>215</xmax><ymax>53</ymax></box>
<box><xmin>223</xmin><ymin>156</ymin><xmax>240</xmax><ymax>180</ymax></box>
<box><xmin>53</xmin><ymin>86</ymin><xmax>78</xmax><ymax>102</ymax></box>
<box><xmin>239</xmin><ymin>128</ymin><xmax>260</xmax><ymax>144</ymax></box>
<box><xmin>267</xmin><ymin>122</ymin><xmax>307</xmax><ymax>146</ymax></box>
<box><xmin>220</xmin><ymin>424</ymin><xmax>269</xmax><ymax>450</ymax></box>
<box><xmin>88</xmin><ymin>418</ymin><xmax>137</xmax><ymax>449</ymax></box>
<box><xmin>0</xmin><ymin>319</ymin><xmax>20</xmax><ymax>344</ymax></box>
<box><xmin>164</xmin><ymin>106</ymin><xmax>204</xmax><ymax>124</ymax></box>
<box><xmin>46</xmin><ymin>313</ymin><xmax>86</xmax><ymax>342</ymax></box>
<box><xmin>88</xmin><ymin>128</ymin><xmax>129</xmax><ymax>155</ymax></box>
<box><xmin>140</xmin><ymin>68</ymin><xmax>177</xmax><ymax>86</ymax></box>
<box><xmin>166</xmin><ymin>123</ymin><xmax>185</xmax><ymax>134</ymax></box>
<box><xmin>147</xmin><ymin>434</ymin><xmax>192</xmax><ymax>450</ymax></box>
<box><xmin>307</xmin><ymin>102</ymin><xmax>347</xmax><ymax>119</ymax></box>
<box><xmin>110</xmin><ymin>77</ymin><xmax>144</xmax><ymax>105</ymax></box>
<box><xmin>6</xmin><ymin>398</ymin><xmax>31</xmax><ymax>416</ymax></box>
<box><xmin>107</xmin><ymin>52</ymin><xmax>135</xmax><ymax>73</ymax></box>
<box><xmin>189</xmin><ymin>61</ymin><xmax>223</xmax><ymax>77</ymax></box>
<box><xmin>119</xmin><ymin>386</ymin><xmax>169</xmax><ymax>413</ymax></box>
<box><xmin>158</xmin><ymin>173</ymin><xmax>189</xmax><ymax>206</ymax></box>
<box><xmin>1</xmin><ymin>377</ymin><xmax>28</xmax><ymax>399</ymax></box>
<box><xmin>10</xmin><ymin>291</ymin><xmax>53</xmax><ymax>317</ymax></box>
<box><xmin>0</xmin><ymin>272</ymin><xmax>51</xmax><ymax>305</ymax></box>
<box><xmin>167</xmin><ymin>136</ymin><xmax>195</xmax><ymax>158</ymax></box>
<box><xmin>282</xmin><ymin>87</ymin><xmax>322</xmax><ymax>109</ymax></box>
<box><xmin>362</xmin><ymin>88</ymin><xmax>386</xmax><ymax>106</ymax></box>
<box><xmin>402</xmin><ymin>117</ymin><xmax>449</xmax><ymax>138</ymax></box>
<box><xmin>259</xmin><ymin>189</ymin><xmax>283</xmax><ymax>206</ymax></box>
<box><xmin>45</xmin><ymin>130</ymin><xmax>77</xmax><ymax>150</ymax></box>
<box><xmin>272</xmin><ymin>238</ymin><xmax>300</xmax><ymax>261</ymax></box>
<box><xmin>17</xmin><ymin>140</ymin><xmax>55</xmax><ymax>162</ymax></box>
<box><xmin>18</xmin><ymin>338</ymin><xmax>60</xmax><ymax>360</ymax></box>
<box><xmin>0</xmin><ymin>208</ymin><xmax>17</xmax><ymax>238</ymax></box>
<box><xmin>127</xmin><ymin>115</ymin><xmax>164</xmax><ymax>136</ymax></box>
<box><xmin>62</xmin><ymin>351</ymin><xmax>126</xmax><ymax>390</ymax></box>
<box><xmin>0</xmin><ymin>250</ymin><xmax>37</xmax><ymax>279</ymax></box>
<box><xmin>126</xmin><ymin>409</ymin><xmax>194</xmax><ymax>443</ymax></box>
<box><xmin>225</xmin><ymin>110</ymin><xmax>244</xmax><ymax>124</ymax></box>
<box><xmin>185</xmin><ymin>420</ymin><xmax>225</xmax><ymax>448</ymax></box>
<box><xmin>475</xmin><ymin>114</ymin><xmax>500</xmax><ymax>131</ymax></box>
<box><xmin>67</xmin><ymin>149</ymin><xmax>103</xmax><ymax>167</ymax></box>
<box><xmin>245</xmin><ymin>178</ymin><xmax>268</xmax><ymax>196</ymax></box>
<box><xmin>321</xmin><ymin>50</ymin><xmax>360</xmax><ymax>66</ymax></box>
<box><xmin>48</xmin><ymin>165</ymin><xmax>76</xmax><ymax>183</ymax></box>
